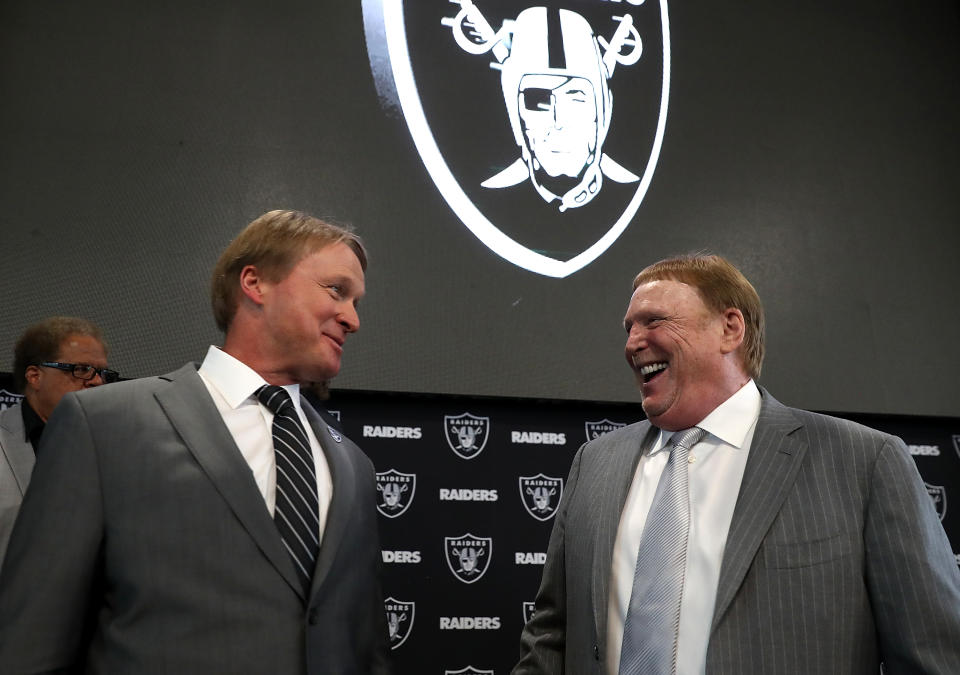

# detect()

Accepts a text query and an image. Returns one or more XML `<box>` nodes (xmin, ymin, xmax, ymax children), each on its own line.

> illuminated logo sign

<box><xmin>926</xmin><ymin>483</ymin><xmax>947</xmax><ymax>522</ymax></box>
<box><xmin>519</xmin><ymin>473</ymin><xmax>564</xmax><ymax>521</ymax></box>
<box><xmin>585</xmin><ymin>418</ymin><xmax>627</xmax><ymax>441</ymax></box>
<box><xmin>384</xmin><ymin>597</ymin><xmax>415</xmax><ymax>649</ymax></box>
<box><xmin>445</xmin><ymin>533</ymin><xmax>493</xmax><ymax>583</ymax></box>
<box><xmin>444</xmin><ymin>412</ymin><xmax>490</xmax><ymax>459</ymax></box>
<box><xmin>0</xmin><ymin>389</ymin><xmax>23</xmax><ymax>411</ymax></box>
<box><xmin>364</xmin><ymin>0</ymin><xmax>671</xmax><ymax>277</ymax></box>
<box><xmin>376</xmin><ymin>469</ymin><xmax>417</xmax><ymax>518</ymax></box>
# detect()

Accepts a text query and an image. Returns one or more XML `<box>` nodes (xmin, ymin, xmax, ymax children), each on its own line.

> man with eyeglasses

<box><xmin>0</xmin><ymin>316</ymin><xmax>114</xmax><ymax>566</ymax></box>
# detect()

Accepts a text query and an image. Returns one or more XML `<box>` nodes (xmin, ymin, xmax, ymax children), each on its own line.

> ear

<box><xmin>238</xmin><ymin>265</ymin><xmax>266</xmax><ymax>307</ymax></box>
<box><xmin>23</xmin><ymin>364</ymin><xmax>43</xmax><ymax>391</ymax></box>
<box><xmin>719</xmin><ymin>307</ymin><xmax>745</xmax><ymax>355</ymax></box>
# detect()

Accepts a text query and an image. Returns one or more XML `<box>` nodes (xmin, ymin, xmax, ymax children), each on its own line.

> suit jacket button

<box><xmin>308</xmin><ymin>608</ymin><xmax>320</xmax><ymax>625</ymax></box>
<box><xmin>593</xmin><ymin>644</ymin><xmax>600</xmax><ymax>660</ymax></box>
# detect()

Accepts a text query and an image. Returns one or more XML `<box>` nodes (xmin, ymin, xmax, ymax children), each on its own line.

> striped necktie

<box><xmin>256</xmin><ymin>385</ymin><xmax>320</xmax><ymax>597</ymax></box>
<box><xmin>619</xmin><ymin>426</ymin><xmax>707</xmax><ymax>675</ymax></box>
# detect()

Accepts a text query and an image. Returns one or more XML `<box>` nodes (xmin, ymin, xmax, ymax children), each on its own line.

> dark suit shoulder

<box><xmin>760</xmin><ymin>389</ymin><xmax>901</xmax><ymax>455</ymax></box>
<box><xmin>787</xmin><ymin>407</ymin><xmax>901</xmax><ymax>450</ymax></box>
<box><xmin>579</xmin><ymin>419</ymin><xmax>652</xmax><ymax>463</ymax></box>
<box><xmin>82</xmin><ymin>374</ymin><xmax>175</xmax><ymax>398</ymax></box>
<box><xmin>53</xmin><ymin>364</ymin><xmax>202</xmax><ymax>430</ymax></box>
<box><xmin>767</xmin><ymin>403</ymin><xmax>910</xmax><ymax>497</ymax></box>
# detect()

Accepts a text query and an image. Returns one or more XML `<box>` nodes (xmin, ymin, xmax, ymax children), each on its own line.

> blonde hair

<box><xmin>210</xmin><ymin>210</ymin><xmax>367</xmax><ymax>332</ymax></box>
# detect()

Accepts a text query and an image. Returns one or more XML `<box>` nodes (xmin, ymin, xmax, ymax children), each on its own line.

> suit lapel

<box><xmin>592</xmin><ymin>422</ymin><xmax>658</xmax><ymax>646</ymax></box>
<box><xmin>153</xmin><ymin>364</ymin><xmax>304</xmax><ymax>599</ymax></box>
<box><xmin>0</xmin><ymin>406</ymin><xmax>35</xmax><ymax>493</ymax></box>
<box><xmin>711</xmin><ymin>389</ymin><xmax>806</xmax><ymax>630</ymax></box>
<box><xmin>302</xmin><ymin>402</ymin><xmax>356</xmax><ymax>600</ymax></box>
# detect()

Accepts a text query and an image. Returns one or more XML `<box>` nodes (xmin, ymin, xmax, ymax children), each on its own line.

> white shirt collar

<box><xmin>198</xmin><ymin>345</ymin><xmax>301</xmax><ymax>410</ymax></box>
<box><xmin>693</xmin><ymin>378</ymin><xmax>761</xmax><ymax>449</ymax></box>
<box><xmin>655</xmin><ymin>379</ymin><xmax>761</xmax><ymax>452</ymax></box>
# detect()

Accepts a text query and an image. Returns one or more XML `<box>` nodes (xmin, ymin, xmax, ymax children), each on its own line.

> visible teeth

<box><xmin>640</xmin><ymin>362</ymin><xmax>667</xmax><ymax>375</ymax></box>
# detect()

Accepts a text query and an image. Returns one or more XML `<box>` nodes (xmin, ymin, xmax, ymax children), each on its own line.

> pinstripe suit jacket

<box><xmin>0</xmin><ymin>364</ymin><xmax>391</xmax><ymax>675</ymax></box>
<box><xmin>0</xmin><ymin>404</ymin><xmax>34</xmax><ymax>569</ymax></box>
<box><xmin>514</xmin><ymin>389</ymin><xmax>960</xmax><ymax>674</ymax></box>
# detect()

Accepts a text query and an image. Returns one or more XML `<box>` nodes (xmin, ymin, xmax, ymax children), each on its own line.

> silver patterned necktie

<box><xmin>256</xmin><ymin>385</ymin><xmax>320</xmax><ymax>598</ymax></box>
<box><xmin>619</xmin><ymin>426</ymin><xmax>707</xmax><ymax>675</ymax></box>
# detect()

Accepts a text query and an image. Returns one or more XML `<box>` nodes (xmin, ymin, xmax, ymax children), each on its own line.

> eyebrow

<box><xmin>324</xmin><ymin>274</ymin><xmax>365</xmax><ymax>302</ymax></box>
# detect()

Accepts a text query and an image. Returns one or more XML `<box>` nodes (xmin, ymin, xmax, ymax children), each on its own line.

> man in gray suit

<box><xmin>0</xmin><ymin>210</ymin><xmax>391</xmax><ymax>674</ymax></box>
<box><xmin>0</xmin><ymin>316</ymin><xmax>113</xmax><ymax>566</ymax></box>
<box><xmin>514</xmin><ymin>254</ymin><xmax>960</xmax><ymax>674</ymax></box>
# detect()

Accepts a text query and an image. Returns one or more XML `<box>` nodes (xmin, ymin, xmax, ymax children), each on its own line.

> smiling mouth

<box><xmin>639</xmin><ymin>361</ymin><xmax>668</xmax><ymax>384</ymax></box>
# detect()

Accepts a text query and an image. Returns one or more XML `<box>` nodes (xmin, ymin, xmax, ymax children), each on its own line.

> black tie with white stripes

<box><xmin>256</xmin><ymin>385</ymin><xmax>320</xmax><ymax>598</ymax></box>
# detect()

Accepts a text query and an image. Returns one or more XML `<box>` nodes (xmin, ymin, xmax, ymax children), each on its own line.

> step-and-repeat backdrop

<box><xmin>2</xmin><ymin>377</ymin><xmax>957</xmax><ymax>674</ymax></box>
<box><xmin>322</xmin><ymin>389</ymin><xmax>960</xmax><ymax>675</ymax></box>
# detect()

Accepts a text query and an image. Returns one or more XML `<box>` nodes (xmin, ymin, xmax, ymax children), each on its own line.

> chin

<box><xmin>297</xmin><ymin>362</ymin><xmax>339</xmax><ymax>385</ymax></box>
<box><xmin>642</xmin><ymin>400</ymin><xmax>682</xmax><ymax>432</ymax></box>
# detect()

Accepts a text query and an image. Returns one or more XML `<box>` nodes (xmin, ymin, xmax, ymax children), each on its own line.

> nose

<box><xmin>338</xmin><ymin>302</ymin><xmax>360</xmax><ymax>333</ymax></box>
<box><xmin>624</xmin><ymin>325</ymin><xmax>647</xmax><ymax>362</ymax></box>
<box><xmin>86</xmin><ymin>371</ymin><xmax>105</xmax><ymax>387</ymax></box>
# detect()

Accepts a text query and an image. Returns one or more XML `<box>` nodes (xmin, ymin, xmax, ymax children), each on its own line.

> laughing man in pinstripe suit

<box><xmin>514</xmin><ymin>254</ymin><xmax>960</xmax><ymax>674</ymax></box>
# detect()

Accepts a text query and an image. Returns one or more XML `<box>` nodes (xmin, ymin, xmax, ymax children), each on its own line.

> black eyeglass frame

<box><xmin>37</xmin><ymin>361</ymin><xmax>120</xmax><ymax>383</ymax></box>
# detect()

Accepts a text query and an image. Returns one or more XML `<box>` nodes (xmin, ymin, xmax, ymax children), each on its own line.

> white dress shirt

<box><xmin>197</xmin><ymin>345</ymin><xmax>333</xmax><ymax>545</ymax></box>
<box><xmin>606</xmin><ymin>380</ymin><xmax>761</xmax><ymax>675</ymax></box>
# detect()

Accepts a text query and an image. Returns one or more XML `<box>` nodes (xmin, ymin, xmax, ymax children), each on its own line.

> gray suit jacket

<box><xmin>514</xmin><ymin>389</ymin><xmax>960</xmax><ymax>674</ymax></box>
<box><xmin>0</xmin><ymin>404</ymin><xmax>35</xmax><ymax>568</ymax></box>
<box><xmin>0</xmin><ymin>364</ymin><xmax>391</xmax><ymax>675</ymax></box>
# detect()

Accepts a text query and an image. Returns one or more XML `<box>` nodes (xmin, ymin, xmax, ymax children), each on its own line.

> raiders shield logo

<box><xmin>384</xmin><ymin>597</ymin><xmax>415</xmax><ymax>649</ymax></box>
<box><xmin>376</xmin><ymin>469</ymin><xmax>417</xmax><ymax>518</ymax></box>
<box><xmin>364</xmin><ymin>0</ymin><xmax>671</xmax><ymax>277</ymax></box>
<box><xmin>445</xmin><ymin>533</ymin><xmax>493</xmax><ymax>584</ymax></box>
<box><xmin>519</xmin><ymin>473</ymin><xmax>564</xmax><ymax>521</ymax></box>
<box><xmin>953</xmin><ymin>435</ymin><xmax>960</xmax><ymax>461</ymax></box>
<box><xmin>523</xmin><ymin>601</ymin><xmax>537</xmax><ymax>624</ymax></box>
<box><xmin>0</xmin><ymin>389</ymin><xmax>23</xmax><ymax>411</ymax></box>
<box><xmin>445</xmin><ymin>667</ymin><xmax>495</xmax><ymax>675</ymax></box>
<box><xmin>926</xmin><ymin>483</ymin><xmax>947</xmax><ymax>522</ymax></box>
<box><xmin>585</xmin><ymin>418</ymin><xmax>627</xmax><ymax>442</ymax></box>
<box><xmin>444</xmin><ymin>413</ymin><xmax>490</xmax><ymax>460</ymax></box>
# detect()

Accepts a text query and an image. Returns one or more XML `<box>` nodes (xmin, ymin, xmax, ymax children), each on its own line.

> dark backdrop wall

<box><xmin>1</xmin><ymin>0</ymin><xmax>958</xmax><ymax>417</ymax></box>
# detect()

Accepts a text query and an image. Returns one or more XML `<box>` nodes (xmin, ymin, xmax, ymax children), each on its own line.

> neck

<box><xmin>221</xmin><ymin>326</ymin><xmax>300</xmax><ymax>386</ymax></box>
<box><xmin>23</xmin><ymin>393</ymin><xmax>50</xmax><ymax>422</ymax></box>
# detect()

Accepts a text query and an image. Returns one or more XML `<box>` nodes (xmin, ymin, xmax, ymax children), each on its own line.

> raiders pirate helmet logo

<box><xmin>519</xmin><ymin>473</ymin><xmax>564</xmax><ymax>521</ymax></box>
<box><xmin>364</xmin><ymin>0</ymin><xmax>670</xmax><ymax>277</ymax></box>
<box><xmin>445</xmin><ymin>533</ymin><xmax>494</xmax><ymax>583</ymax></box>
<box><xmin>444</xmin><ymin>412</ymin><xmax>490</xmax><ymax>459</ymax></box>
<box><xmin>376</xmin><ymin>469</ymin><xmax>417</xmax><ymax>518</ymax></box>
<box><xmin>384</xmin><ymin>597</ymin><xmax>416</xmax><ymax>649</ymax></box>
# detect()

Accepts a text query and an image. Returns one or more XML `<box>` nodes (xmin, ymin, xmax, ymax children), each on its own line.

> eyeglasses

<box><xmin>38</xmin><ymin>361</ymin><xmax>120</xmax><ymax>383</ymax></box>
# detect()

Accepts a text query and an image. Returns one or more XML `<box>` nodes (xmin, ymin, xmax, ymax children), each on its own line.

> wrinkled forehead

<box><xmin>626</xmin><ymin>279</ymin><xmax>709</xmax><ymax>315</ymax></box>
